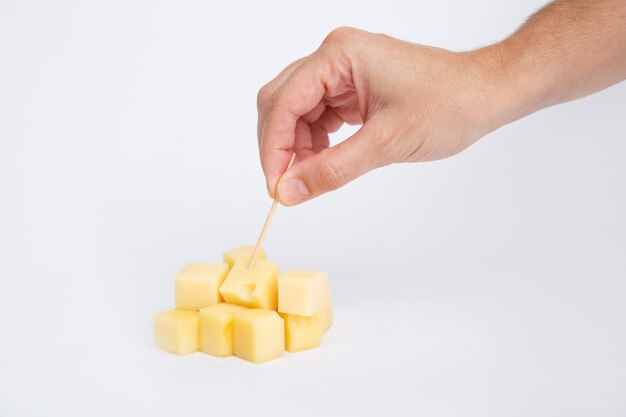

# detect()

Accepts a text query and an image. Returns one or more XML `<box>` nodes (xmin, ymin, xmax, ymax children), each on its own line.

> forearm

<box><xmin>485</xmin><ymin>0</ymin><xmax>626</xmax><ymax>126</ymax></box>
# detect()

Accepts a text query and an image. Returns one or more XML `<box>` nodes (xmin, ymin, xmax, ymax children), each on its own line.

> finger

<box><xmin>257</xmin><ymin>58</ymin><xmax>307</xmax><ymax>147</ymax></box>
<box><xmin>301</xmin><ymin>101</ymin><xmax>327</xmax><ymax>124</ymax></box>
<box><xmin>323</xmin><ymin>91</ymin><xmax>356</xmax><ymax>108</ymax></box>
<box><xmin>276</xmin><ymin>118</ymin><xmax>391</xmax><ymax>205</ymax></box>
<box><xmin>332</xmin><ymin>100</ymin><xmax>363</xmax><ymax>125</ymax></box>
<box><xmin>310</xmin><ymin>122</ymin><xmax>330</xmax><ymax>153</ymax></box>
<box><xmin>292</xmin><ymin>120</ymin><xmax>330</xmax><ymax>161</ymax></box>
<box><xmin>260</xmin><ymin>58</ymin><xmax>336</xmax><ymax>196</ymax></box>
<box><xmin>324</xmin><ymin>92</ymin><xmax>363</xmax><ymax>125</ymax></box>
<box><xmin>315</xmin><ymin>107</ymin><xmax>344</xmax><ymax>134</ymax></box>
<box><xmin>293</xmin><ymin>118</ymin><xmax>317</xmax><ymax>161</ymax></box>
<box><xmin>293</xmin><ymin>108</ymin><xmax>343</xmax><ymax>163</ymax></box>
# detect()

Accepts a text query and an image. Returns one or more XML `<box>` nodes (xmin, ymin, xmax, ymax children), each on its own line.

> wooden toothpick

<box><xmin>248</xmin><ymin>153</ymin><xmax>297</xmax><ymax>269</ymax></box>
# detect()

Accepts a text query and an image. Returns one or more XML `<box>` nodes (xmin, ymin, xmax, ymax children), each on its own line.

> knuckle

<box><xmin>256</xmin><ymin>86</ymin><xmax>271</xmax><ymax>111</ymax></box>
<box><xmin>318</xmin><ymin>161</ymin><xmax>345</xmax><ymax>190</ymax></box>
<box><xmin>322</xmin><ymin>26</ymin><xmax>359</xmax><ymax>45</ymax></box>
<box><xmin>265</xmin><ymin>91</ymin><xmax>281</xmax><ymax>114</ymax></box>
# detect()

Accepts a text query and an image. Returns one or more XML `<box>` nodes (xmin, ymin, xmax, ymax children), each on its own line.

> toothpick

<box><xmin>248</xmin><ymin>153</ymin><xmax>297</xmax><ymax>269</ymax></box>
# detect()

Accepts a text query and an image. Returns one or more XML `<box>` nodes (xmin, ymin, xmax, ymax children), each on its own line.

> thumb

<box><xmin>276</xmin><ymin>121</ymin><xmax>390</xmax><ymax>206</ymax></box>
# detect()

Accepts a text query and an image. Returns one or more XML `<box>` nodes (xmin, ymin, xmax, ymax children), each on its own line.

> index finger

<box><xmin>260</xmin><ymin>58</ymin><xmax>330</xmax><ymax>197</ymax></box>
<box><xmin>257</xmin><ymin>57</ymin><xmax>307</xmax><ymax>148</ymax></box>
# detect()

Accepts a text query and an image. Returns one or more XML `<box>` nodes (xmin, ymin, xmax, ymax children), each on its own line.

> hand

<box><xmin>256</xmin><ymin>27</ymin><xmax>505</xmax><ymax>205</ymax></box>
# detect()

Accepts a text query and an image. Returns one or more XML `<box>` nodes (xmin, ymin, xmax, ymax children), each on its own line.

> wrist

<box><xmin>445</xmin><ymin>47</ymin><xmax>513</xmax><ymax>141</ymax></box>
<box><xmin>461</xmin><ymin>43</ymin><xmax>553</xmax><ymax>134</ymax></box>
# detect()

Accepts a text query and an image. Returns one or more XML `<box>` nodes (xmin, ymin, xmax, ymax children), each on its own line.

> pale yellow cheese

<box><xmin>279</xmin><ymin>311</ymin><xmax>323</xmax><ymax>352</ymax></box>
<box><xmin>222</xmin><ymin>245</ymin><xmax>267</xmax><ymax>270</ymax></box>
<box><xmin>320</xmin><ymin>286</ymin><xmax>333</xmax><ymax>333</ymax></box>
<box><xmin>219</xmin><ymin>259</ymin><xmax>280</xmax><ymax>309</ymax></box>
<box><xmin>232</xmin><ymin>309</ymin><xmax>284</xmax><ymax>363</ymax></box>
<box><xmin>199</xmin><ymin>303</ymin><xmax>247</xmax><ymax>357</ymax></box>
<box><xmin>278</xmin><ymin>270</ymin><xmax>328</xmax><ymax>316</ymax></box>
<box><xmin>174</xmin><ymin>262</ymin><xmax>229</xmax><ymax>310</ymax></box>
<box><xmin>154</xmin><ymin>309</ymin><xmax>199</xmax><ymax>355</ymax></box>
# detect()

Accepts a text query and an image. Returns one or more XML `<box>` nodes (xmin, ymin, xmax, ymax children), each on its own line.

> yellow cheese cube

<box><xmin>154</xmin><ymin>309</ymin><xmax>199</xmax><ymax>355</ymax></box>
<box><xmin>199</xmin><ymin>303</ymin><xmax>247</xmax><ymax>357</ymax></box>
<box><xmin>278</xmin><ymin>270</ymin><xmax>329</xmax><ymax>316</ymax></box>
<box><xmin>279</xmin><ymin>311</ymin><xmax>323</xmax><ymax>352</ymax></box>
<box><xmin>232</xmin><ymin>309</ymin><xmax>284</xmax><ymax>363</ymax></box>
<box><xmin>174</xmin><ymin>263</ymin><xmax>229</xmax><ymax>310</ymax></box>
<box><xmin>320</xmin><ymin>286</ymin><xmax>333</xmax><ymax>333</ymax></box>
<box><xmin>223</xmin><ymin>245</ymin><xmax>267</xmax><ymax>270</ymax></box>
<box><xmin>219</xmin><ymin>259</ymin><xmax>280</xmax><ymax>309</ymax></box>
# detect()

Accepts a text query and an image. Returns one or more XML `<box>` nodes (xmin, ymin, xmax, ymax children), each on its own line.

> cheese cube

<box><xmin>174</xmin><ymin>263</ymin><xmax>229</xmax><ymax>310</ymax></box>
<box><xmin>219</xmin><ymin>259</ymin><xmax>280</xmax><ymax>309</ymax></box>
<box><xmin>280</xmin><ymin>311</ymin><xmax>323</xmax><ymax>352</ymax></box>
<box><xmin>320</xmin><ymin>286</ymin><xmax>333</xmax><ymax>333</ymax></box>
<box><xmin>223</xmin><ymin>245</ymin><xmax>267</xmax><ymax>270</ymax></box>
<box><xmin>199</xmin><ymin>303</ymin><xmax>247</xmax><ymax>357</ymax></box>
<box><xmin>154</xmin><ymin>309</ymin><xmax>199</xmax><ymax>355</ymax></box>
<box><xmin>278</xmin><ymin>270</ymin><xmax>329</xmax><ymax>316</ymax></box>
<box><xmin>233</xmin><ymin>309</ymin><xmax>284</xmax><ymax>363</ymax></box>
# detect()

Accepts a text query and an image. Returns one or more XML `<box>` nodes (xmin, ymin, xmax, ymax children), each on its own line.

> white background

<box><xmin>1</xmin><ymin>0</ymin><xmax>625</xmax><ymax>416</ymax></box>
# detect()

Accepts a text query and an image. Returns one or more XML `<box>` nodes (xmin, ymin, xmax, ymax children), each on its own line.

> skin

<box><xmin>257</xmin><ymin>0</ymin><xmax>626</xmax><ymax>206</ymax></box>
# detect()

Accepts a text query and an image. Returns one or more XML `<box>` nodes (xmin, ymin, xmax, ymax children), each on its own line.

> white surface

<box><xmin>1</xmin><ymin>1</ymin><xmax>625</xmax><ymax>416</ymax></box>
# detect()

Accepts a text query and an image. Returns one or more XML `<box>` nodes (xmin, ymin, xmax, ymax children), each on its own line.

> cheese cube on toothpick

<box><xmin>222</xmin><ymin>245</ymin><xmax>267</xmax><ymax>270</ymax></box>
<box><xmin>219</xmin><ymin>259</ymin><xmax>280</xmax><ymax>309</ymax></box>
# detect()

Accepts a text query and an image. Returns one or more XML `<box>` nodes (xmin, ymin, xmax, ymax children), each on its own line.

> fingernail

<box><xmin>266</xmin><ymin>181</ymin><xmax>275</xmax><ymax>199</ymax></box>
<box><xmin>277</xmin><ymin>178</ymin><xmax>309</xmax><ymax>205</ymax></box>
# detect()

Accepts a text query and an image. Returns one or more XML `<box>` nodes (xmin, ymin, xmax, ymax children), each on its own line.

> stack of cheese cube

<box><xmin>154</xmin><ymin>245</ymin><xmax>333</xmax><ymax>364</ymax></box>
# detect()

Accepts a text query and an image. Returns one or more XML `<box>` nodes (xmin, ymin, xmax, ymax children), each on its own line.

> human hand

<box><xmin>256</xmin><ymin>27</ymin><xmax>506</xmax><ymax>205</ymax></box>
